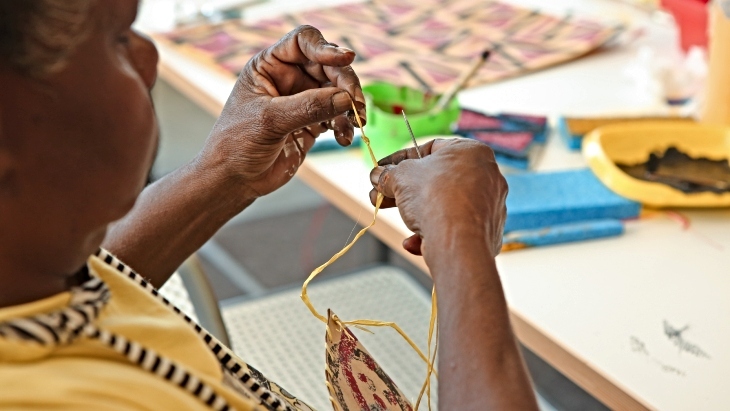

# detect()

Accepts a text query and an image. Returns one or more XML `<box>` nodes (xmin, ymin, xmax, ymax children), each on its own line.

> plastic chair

<box><xmin>220</xmin><ymin>265</ymin><xmax>435</xmax><ymax>410</ymax></box>
<box><xmin>160</xmin><ymin>258</ymin><xmax>557</xmax><ymax>411</ymax></box>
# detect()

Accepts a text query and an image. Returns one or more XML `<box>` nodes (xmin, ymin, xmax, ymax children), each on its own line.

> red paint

<box><xmin>332</xmin><ymin>326</ymin><xmax>414</xmax><ymax>411</ymax></box>
<box><xmin>373</xmin><ymin>393</ymin><xmax>387</xmax><ymax>409</ymax></box>
<box><xmin>338</xmin><ymin>337</ymin><xmax>368</xmax><ymax>409</ymax></box>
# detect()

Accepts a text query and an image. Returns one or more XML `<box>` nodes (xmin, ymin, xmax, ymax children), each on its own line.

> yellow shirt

<box><xmin>0</xmin><ymin>255</ymin><xmax>269</xmax><ymax>410</ymax></box>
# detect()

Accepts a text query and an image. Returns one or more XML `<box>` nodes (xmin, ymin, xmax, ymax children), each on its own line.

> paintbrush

<box><xmin>432</xmin><ymin>50</ymin><xmax>491</xmax><ymax>113</ymax></box>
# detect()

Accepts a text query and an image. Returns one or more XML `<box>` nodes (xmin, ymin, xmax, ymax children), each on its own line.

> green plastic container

<box><xmin>361</xmin><ymin>82</ymin><xmax>460</xmax><ymax>163</ymax></box>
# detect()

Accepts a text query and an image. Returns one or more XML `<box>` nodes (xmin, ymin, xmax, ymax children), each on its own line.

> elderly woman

<box><xmin>0</xmin><ymin>1</ymin><xmax>537</xmax><ymax>410</ymax></box>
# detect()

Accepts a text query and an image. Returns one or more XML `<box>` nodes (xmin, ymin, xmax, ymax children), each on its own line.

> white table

<box><xmin>298</xmin><ymin>145</ymin><xmax>730</xmax><ymax>411</ymax></box>
<box><xmin>140</xmin><ymin>1</ymin><xmax>730</xmax><ymax>409</ymax></box>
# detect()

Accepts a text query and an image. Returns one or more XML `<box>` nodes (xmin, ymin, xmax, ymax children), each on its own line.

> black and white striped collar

<box><xmin>0</xmin><ymin>249</ymin><xmax>310</xmax><ymax>411</ymax></box>
<box><xmin>0</xmin><ymin>265</ymin><xmax>109</xmax><ymax>346</ymax></box>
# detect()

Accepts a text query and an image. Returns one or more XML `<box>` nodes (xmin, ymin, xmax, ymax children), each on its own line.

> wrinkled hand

<box><xmin>202</xmin><ymin>25</ymin><xmax>365</xmax><ymax>199</ymax></box>
<box><xmin>369</xmin><ymin>139</ymin><xmax>508</xmax><ymax>259</ymax></box>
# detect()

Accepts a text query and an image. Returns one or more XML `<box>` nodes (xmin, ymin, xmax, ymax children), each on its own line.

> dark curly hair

<box><xmin>0</xmin><ymin>0</ymin><xmax>92</xmax><ymax>77</ymax></box>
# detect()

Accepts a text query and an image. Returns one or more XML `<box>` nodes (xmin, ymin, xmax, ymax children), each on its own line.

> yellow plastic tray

<box><xmin>582</xmin><ymin>122</ymin><xmax>730</xmax><ymax>207</ymax></box>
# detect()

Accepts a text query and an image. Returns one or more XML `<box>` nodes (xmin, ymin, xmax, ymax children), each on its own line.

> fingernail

<box><xmin>332</xmin><ymin>91</ymin><xmax>352</xmax><ymax>113</ymax></box>
<box><xmin>370</xmin><ymin>166</ymin><xmax>384</xmax><ymax>185</ymax></box>
<box><xmin>354</xmin><ymin>92</ymin><xmax>366</xmax><ymax>106</ymax></box>
<box><xmin>336</xmin><ymin>46</ymin><xmax>354</xmax><ymax>54</ymax></box>
<box><xmin>337</xmin><ymin>131</ymin><xmax>353</xmax><ymax>147</ymax></box>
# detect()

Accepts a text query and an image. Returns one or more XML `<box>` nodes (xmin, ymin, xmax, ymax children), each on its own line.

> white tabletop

<box><xmin>140</xmin><ymin>1</ymin><xmax>730</xmax><ymax>409</ymax></box>
<box><xmin>298</xmin><ymin>146</ymin><xmax>730</xmax><ymax>411</ymax></box>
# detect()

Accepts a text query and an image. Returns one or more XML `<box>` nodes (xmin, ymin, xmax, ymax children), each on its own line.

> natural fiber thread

<box><xmin>415</xmin><ymin>289</ymin><xmax>438</xmax><ymax>410</ymax></box>
<box><xmin>300</xmin><ymin>99</ymin><xmax>439</xmax><ymax>409</ymax></box>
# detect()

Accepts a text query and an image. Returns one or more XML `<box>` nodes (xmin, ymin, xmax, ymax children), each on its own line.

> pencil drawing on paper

<box><xmin>663</xmin><ymin>320</ymin><xmax>711</xmax><ymax>359</ymax></box>
<box><xmin>629</xmin><ymin>319</ymin><xmax>712</xmax><ymax>377</ymax></box>
<box><xmin>630</xmin><ymin>336</ymin><xmax>687</xmax><ymax>377</ymax></box>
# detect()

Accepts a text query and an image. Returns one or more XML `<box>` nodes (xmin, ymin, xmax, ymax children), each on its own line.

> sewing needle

<box><xmin>402</xmin><ymin>110</ymin><xmax>422</xmax><ymax>159</ymax></box>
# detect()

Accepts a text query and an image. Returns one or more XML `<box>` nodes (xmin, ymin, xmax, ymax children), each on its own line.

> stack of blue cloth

<box><xmin>502</xmin><ymin>169</ymin><xmax>642</xmax><ymax>250</ymax></box>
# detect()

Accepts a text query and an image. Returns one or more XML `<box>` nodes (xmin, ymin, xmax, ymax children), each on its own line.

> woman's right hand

<box><xmin>371</xmin><ymin>139</ymin><xmax>539</xmax><ymax>411</ymax></box>
<box><xmin>369</xmin><ymin>139</ymin><xmax>508</xmax><ymax>261</ymax></box>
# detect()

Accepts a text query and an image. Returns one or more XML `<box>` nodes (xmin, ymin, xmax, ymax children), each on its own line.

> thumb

<box><xmin>369</xmin><ymin>164</ymin><xmax>400</xmax><ymax>198</ymax></box>
<box><xmin>268</xmin><ymin>88</ymin><xmax>352</xmax><ymax>136</ymax></box>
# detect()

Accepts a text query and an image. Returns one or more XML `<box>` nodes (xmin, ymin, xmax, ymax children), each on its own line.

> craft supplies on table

<box><xmin>503</xmin><ymin>168</ymin><xmax>641</xmax><ymax>233</ymax></box>
<box><xmin>583</xmin><ymin>121</ymin><xmax>730</xmax><ymax>207</ymax></box>
<box><xmin>156</xmin><ymin>0</ymin><xmax>622</xmax><ymax>95</ymax></box>
<box><xmin>617</xmin><ymin>147</ymin><xmax>730</xmax><ymax>194</ymax></box>
<box><xmin>454</xmin><ymin>108</ymin><xmax>549</xmax><ymax>170</ymax></box>
<box><xmin>557</xmin><ymin>115</ymin><xmax>694</xmax><ymax>150</ymax></box>
<box><xmin>361</xmin><ymin>82</ymin><xmax>460</xmax><ymax>162</ymax></box>
<box><xmin>433</xmin><ymin>50</ymin><xmax>491</xmax><ymax>112</ymax></box>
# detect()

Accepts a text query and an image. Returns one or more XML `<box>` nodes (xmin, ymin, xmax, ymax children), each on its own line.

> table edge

<box><xmin>297</xmin><ymin>159</ymin><xmax>653</xmax><ymax>411</ymax></box>
<box><xmin>156</xmin><ymin>52</ymin><xmax>653</xmax><ymax>411</ymax></box>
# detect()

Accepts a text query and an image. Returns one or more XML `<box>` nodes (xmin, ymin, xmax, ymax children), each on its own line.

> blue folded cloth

<box><xmin>504</xmin><ymin>169</ymin><xmax>641</xmax><ymax>232</ymax></box>
<box><xmin>503</xmin><ymin>219</ymin><xmax>624</xmax><ymax>249</ymax></box>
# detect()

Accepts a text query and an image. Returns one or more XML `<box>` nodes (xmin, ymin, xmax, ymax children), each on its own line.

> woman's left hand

<box><xmin>199</xmin><ymin>25</ymin><xmax>365</xmax><ymax>200</ymax></box>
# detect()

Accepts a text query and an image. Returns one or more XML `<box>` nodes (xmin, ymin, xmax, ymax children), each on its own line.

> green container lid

<box><xmin>361</xmin><ymin>82</ymin><xmax>460</xmax><ymax>164</ymax></box>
